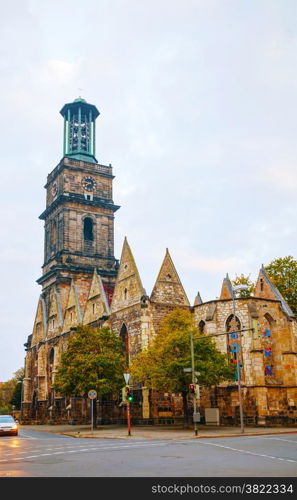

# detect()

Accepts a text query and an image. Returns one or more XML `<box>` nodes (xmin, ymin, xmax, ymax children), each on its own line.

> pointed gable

<box><xmin>63</xmin><ymin>280</ymin><xmax>83</xmax><ymax>332</ymax></box>
<box><xmin>194</xmin><ymin>292</ymin><xmax>203</xmax><ymax>306</ymax></box>
<box><xmin>150</xmin><ymin>249</ymin><xmax>190</xmax><ymax>306</ymax></box>
<box><xmin>110</xmin><ymin>237</ymin><xmax>145</xmax><ymax>313</ymax></box>
<box><xmin>220</xmin><ymin>274</ymin><xmax>234</xmax><ymax>300</ymax></box>
<box><xmin>83</xmin><ymin>269</ymin><xmax>110</xmax><ymax>324</ymax></box>
<box><xmin>31</xmin><ymin>296</ymin><xmax>47</xmax><ymax>344</ymax></box>
<box><xmin>47</xmin><ymin>287</ymin><xmax>63</xmax><ymax>335</ymax></box>
<box><xmin>255</xmin><ymin>266</ymin><xmax>294</xmax><ymax>317</ymax></box>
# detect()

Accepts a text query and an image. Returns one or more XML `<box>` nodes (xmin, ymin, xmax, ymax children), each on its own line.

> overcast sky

<box><xmin>0</xmin><ymin>0</ymin><xmax>296</xmax><ymax>381</ymax></box>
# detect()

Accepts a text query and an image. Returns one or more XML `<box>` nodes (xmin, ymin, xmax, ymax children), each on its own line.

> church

<box><xmin>21</xmin><ymin>98</ymin><xmax>297</xmax><ymax>426</ymax></box>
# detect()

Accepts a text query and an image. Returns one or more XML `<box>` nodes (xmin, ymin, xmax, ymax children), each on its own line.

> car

<box><xmin>0</xmin><ymin>415</ymin><xmax>18</xmax><ymax>436</ymax></box>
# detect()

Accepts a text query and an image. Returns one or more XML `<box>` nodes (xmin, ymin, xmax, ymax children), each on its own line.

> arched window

<box><xmin>226</xmin><ymin>314</ymin><xmax>241</xmax><ymax>365</ymax></box>
<box><xmin>124</xmin><ymin>288</ymin><xmax>128</xmax><ymax>300</ymax></box>
<box><xmin>83</xmin><ymin>217</ymin><xmax>94</xmax><ymax>241</ymax></box>
<box><xmin>49</xmin><ymin>348</ymin><xmax>55</xmax><ymax>366</ymax></box>
<box><xmin>120</xmin><ymin>324</ymin><xmax>129</xmax><ymax>364</ymax></box>
<box><xmin>198</xmin><ymin>320</ymin><xmax>206</xmax><ymax>334</ymax></box>
<box><xmin>226</xmin><ymin>314</ymin><xmax>241</xmax><ymax>333</ymax></box>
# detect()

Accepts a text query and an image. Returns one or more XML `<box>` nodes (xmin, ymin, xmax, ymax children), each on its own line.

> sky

<box><xmin>0</xmin><ymin>0</ymin><xmax>296</xmax><ymax>381</ymax></box>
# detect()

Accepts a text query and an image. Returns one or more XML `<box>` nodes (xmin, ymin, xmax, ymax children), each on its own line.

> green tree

<box><xmin>265</xmin><ymin>256</ymin><xmax>297</xmax><ymax>315</ymax></box>
<box><xmin>54</xmin><ymin>326</ymin><xmax>125</xmax><ymax>422</ymax></box>
<box><xmin>232</xmin><ymin>274</ymin><xmax>255</xmax><ymax>298</ymax></box>
<box><xmin>131</xmin><ymin>308</ymin><xmax>235</xmax><ymax>425</ymax></box>
<box><xmin>0</xmin><ymin>368</ymin><xmax>24</xmax><ymax>414</ymax></box>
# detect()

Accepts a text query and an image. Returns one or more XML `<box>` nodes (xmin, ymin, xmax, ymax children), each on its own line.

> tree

<box><xmin>53</xmin><ymin>326</ymin><xmax>125</xmax><ymax>424</ymax></box>
<box><xmin>265</xmin><ymin>256</ymin><xmax>297</xmax><ymax>315</ymax></box>
<box><xmin>130</xmin><ymin>308</ymin><xmax>235</xmax><ymax>425</ymax></box>
<box><xmin>232</xmin><ymin>274</ymin><xmax>255</xmax><ymax>298</ymax></box>
<box><xmin>10</xmin><ymin>368</ymin><xmax>24</xmax><ymax>410</ymax></box>
<box><xmin>0</xmin><ymin>368</ymin><xmax>24</xmax><ymax>414</ymax></box>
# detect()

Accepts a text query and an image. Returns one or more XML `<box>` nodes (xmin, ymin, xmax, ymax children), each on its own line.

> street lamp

<box><xmin>232</xmin><ymin>284</ymin><xmax>249</xmax><ymax>434</ymax></box>
<box><xmin>184</xmin><ymin>332</ymin><xmax>200</xmax><ymax>436</ymax></box>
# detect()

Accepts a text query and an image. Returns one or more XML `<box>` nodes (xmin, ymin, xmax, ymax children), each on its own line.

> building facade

<box><xmin>22</xmin><ymin>99</ymin><xmax>297</xmax><ymax>426</ymax></box>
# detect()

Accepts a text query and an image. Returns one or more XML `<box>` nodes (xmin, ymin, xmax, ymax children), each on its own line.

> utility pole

<box><xmin>231</xmin><ymin>284</ymin><xmax>249</xmax><ymax>434</ymax></box>
<box><xmin>190</xmin><ymin>329</ymin><xmax>199</xmax><ymax>436</ymax></box>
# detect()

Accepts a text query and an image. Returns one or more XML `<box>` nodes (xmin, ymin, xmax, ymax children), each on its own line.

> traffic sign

<box><xmin>123</xmin><ymin>373</ymin><xmax>130</xmax><ymax>384</ymax></box>
<box><xmin>88</xmin><ymin>390</ymin><xmax>97</xmax><ymax>400</ymax></box>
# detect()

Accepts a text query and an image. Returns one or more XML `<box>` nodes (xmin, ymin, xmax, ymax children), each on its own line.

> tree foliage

<box><xmin>131</xmin><ymin>308</ymin><xmax>235</xmax><ymax>392</ymax></box>
<box><xmin>53</xmin><ymin>326</ymin><xmax>125</xmax><ymax>397</ymax></box>
<box><xmin>0</xmin><ymin>368</ymin><xmax>24</xmax><ymax>414</ymax></box>
<box><xmin>265</xmin><ymin>256</ymin><xmax>297</xmax><ymax>315</ymax></box>
<box><xmin>232</xmin><ymin>274</ymin><xmax>255</xmax><ymax>298</ymax></box>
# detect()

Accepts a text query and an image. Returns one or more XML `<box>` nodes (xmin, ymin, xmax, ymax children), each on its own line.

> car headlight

<box><xmin>12</xmin><ymin>423</ymin><xmax>18</xmax><ymax>429</ymax></box>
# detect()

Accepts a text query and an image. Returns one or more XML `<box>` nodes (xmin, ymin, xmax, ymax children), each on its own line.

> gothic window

<box><xmin>198</xmin><ymin>320</ymin><xmax>206</xmax><ymax>334</ymax></box>
<box><xmin>49</xmin><ymin>348</ymin><xmax>55</xmax><ymax>366</ymax></box>
<box><xmin>124</xmin><ymin>288</ymin><xmax>128</xmax><ymax>300</ymax></box>
<box><xmin>92</xmin><ymin>303</ymin><xmax>96</xmax><ymax>315</ymax></box>
<box><xmin>226</xmin><ymin>314</ymin><xmax>241</xmax><ymax>365</ymax></box>
<box><xmin>260</xmin><ymin>278</ymin><xmax>264</xmax><ymax>291</ymax></box>
<box><xmin>226</xmin><ymin>314</ymin><xmax>241</xmax><ymax>333</ymax></box>
<box><xmin>83</xmin><ymin>217</ymin><xmax>94</xmax><ymax>241</ymax></box>
<box><xmin>120</xmin><ymin>324</ymin><xmax>129</xmax><ymax>364</ymax></box>
<box><xmin>262</xmin><ymin>313</ymin><xmax>275</xmax><ymax>379</ymax></box>
<box><xmin>48</xmin><ymin>348</ymin><xmax>55</xmax><ymax>388</ymax></box>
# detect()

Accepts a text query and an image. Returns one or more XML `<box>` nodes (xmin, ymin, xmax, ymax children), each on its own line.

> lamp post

<box><xmin>123</xmin><ymin>373</ymin><xmax>131</xmax><ymax>436</ymax></box>
<box><xmin>231</xmin><ymin>284</ymin><xmax>249</xmax><ymax>434</ymax></box>
<box><xmin>184</xmin><ymin>332</ymin><xmax>200</xmax><ymax>436</ymax></box>
<box><xmin>190</xmin><ymin>330</ymin><xmax>199</xmax><ymax>436</ymax></box>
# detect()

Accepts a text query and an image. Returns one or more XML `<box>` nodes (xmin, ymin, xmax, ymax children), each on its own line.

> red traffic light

<box><xmin>189</xmin><ymin>384</ymin><xmax>195</xmax><ymax>393</ymax></box>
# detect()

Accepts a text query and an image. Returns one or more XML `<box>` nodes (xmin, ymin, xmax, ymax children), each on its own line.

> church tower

<box><xmin>22</xmin><ymin>98</ymin><xmax>119</xmax><ymax>422</ymax></box>
<box><xmin>38</xmin><ymin>97</ymin><xmax>119</xmax><ymax>295</ymax></box>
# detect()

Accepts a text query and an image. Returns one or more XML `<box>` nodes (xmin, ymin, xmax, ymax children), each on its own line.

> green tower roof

<box><xmin>60</xmin><ymin>97</ymin><xmax>99</xmax><ymax>119</ymax></box>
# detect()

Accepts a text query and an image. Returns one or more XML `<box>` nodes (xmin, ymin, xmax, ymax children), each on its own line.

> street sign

<box><xmin>123</xmin><ymin>373</ymin><xmax>130</xmax><ymax>384</ymax></box>
<box><xmin>88</xmin><ymin>390</ymin><xmax>97</xmax><ymax>400</ymax></box>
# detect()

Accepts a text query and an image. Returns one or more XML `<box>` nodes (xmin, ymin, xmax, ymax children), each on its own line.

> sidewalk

<box><xmin>20</xmin><ymin>423</ymin><xmax>297</xmax><ymax>440</ymax></box>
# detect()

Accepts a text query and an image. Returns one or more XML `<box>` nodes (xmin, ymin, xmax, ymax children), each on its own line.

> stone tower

<box><xmin>39</xmin><ymin>97</ymin><xmax>119</xmax><ymax>293</ymax></box>
<box><xmin>22</xmin><ymin>98</ymin><xmax>119</xmax><ymax>421</ymax></box>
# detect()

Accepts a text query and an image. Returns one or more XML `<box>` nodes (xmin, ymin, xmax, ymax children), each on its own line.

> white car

<box><xmin>0</xmin><ymin>415</ymin><xmax>18</xmax><ymax>436</ymax></box>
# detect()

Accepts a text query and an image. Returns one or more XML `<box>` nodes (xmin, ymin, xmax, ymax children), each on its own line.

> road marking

<box><xmin>0</xmin><ymin>441</ymin><xmax>170</xmax><ymax>462</ymax></box>
<box><xmin>19</xmin><ymin>432</ymin><xmax>38</xmax><ymax>440</ymax></box>
<box><xmin>200</xmin><ymin>441</ymin><xmax>297</xmax><ymax>464</ymax></box>
<box><xmin>262</xmin><ymin>437</ymin><xmax>297</xmax><ymax>444</ymax></box>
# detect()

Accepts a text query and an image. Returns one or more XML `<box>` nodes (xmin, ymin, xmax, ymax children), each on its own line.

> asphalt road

<box><xmin>0</xmin><ymin>428</ymin><xmax>296</xmax><ymax>477</ymax></box>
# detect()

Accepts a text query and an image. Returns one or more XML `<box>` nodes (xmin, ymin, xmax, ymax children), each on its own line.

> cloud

<box><xmin>265</xmin><ymin>164</ymin><xmax>297</xmax><ymax>192</ymax></box>
<box><xmin>175</xmin><ymin>253</ymin><xmax>246</xmax><ymax>274</ymax></box>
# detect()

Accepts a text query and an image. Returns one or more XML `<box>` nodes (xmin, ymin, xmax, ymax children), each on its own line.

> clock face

<box><xmin>82</xmin><ymin>176</ymin><xmax>96</xmax><ymax>192</ymax></box>
<box><xmin>51</xmin><ymin>182</ymin><xmax>58</xmax><ymax>197</ymax></box>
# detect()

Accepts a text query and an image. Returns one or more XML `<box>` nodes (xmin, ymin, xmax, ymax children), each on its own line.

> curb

<box><xmin>56</xmin><ymin>429</ymin><xmax>297</xmax><ymax>440</ymax></box>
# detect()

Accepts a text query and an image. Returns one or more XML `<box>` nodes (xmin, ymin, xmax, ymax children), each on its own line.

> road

<box><xmin>0</xmin><ymin>429</ymin><xmax>296</xmax><ymax>477</ymax></box>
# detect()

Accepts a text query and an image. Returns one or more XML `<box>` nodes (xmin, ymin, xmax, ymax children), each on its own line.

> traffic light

<box><xmin>126</xmin><ymin>387</ymin><xmax>134</xmax><ymax>402</ymax></box>
<box><xmin>189</xmin><ymin>383</ymin><xmax>195</xmax><ymax>394</ymax></box>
